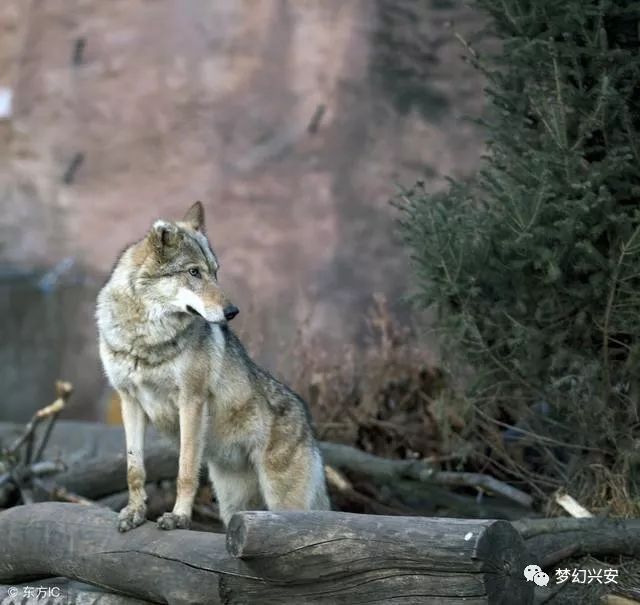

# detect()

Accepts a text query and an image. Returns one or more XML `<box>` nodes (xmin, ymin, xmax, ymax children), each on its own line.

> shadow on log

<box><xmin>0</xmin><ymin>503</ymin><xmax>533</xmax><ymax>605</ymax></box>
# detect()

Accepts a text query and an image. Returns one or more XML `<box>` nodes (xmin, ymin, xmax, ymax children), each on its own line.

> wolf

<box><xmin>96</xmin><ymin>202</ymin><xmax>330</xmax><ymax>531</ymax></box>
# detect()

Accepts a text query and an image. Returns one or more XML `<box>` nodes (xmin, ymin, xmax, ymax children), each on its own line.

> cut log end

<box><xmin>475</xmin><ymin>519</ymin><xmax>531</xmax><ymax>604</ymax></box>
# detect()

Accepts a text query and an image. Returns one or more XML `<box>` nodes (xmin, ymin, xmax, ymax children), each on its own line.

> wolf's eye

<box><xmin>188</xmin><ymin>267</ymin><xmax>201</xmax><ymax>278</ymax></box>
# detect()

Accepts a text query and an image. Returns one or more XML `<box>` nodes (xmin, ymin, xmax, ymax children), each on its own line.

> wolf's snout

<box><xmin>223</xmin><ymin>305</ymin><xmax>239</xmax><ymax>321</ymax></box>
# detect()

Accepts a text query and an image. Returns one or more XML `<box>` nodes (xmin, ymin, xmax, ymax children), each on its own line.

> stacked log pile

<box><xmin>0</xmin><ymin>503</ymin><xmax>532</xmax><ymax>604</ymax></box>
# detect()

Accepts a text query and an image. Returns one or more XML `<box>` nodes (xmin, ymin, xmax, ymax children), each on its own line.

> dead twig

<box><xmin>0</xmin><ymin>381</ymin><xmax>72</xmax><ymax>506</ymax></box>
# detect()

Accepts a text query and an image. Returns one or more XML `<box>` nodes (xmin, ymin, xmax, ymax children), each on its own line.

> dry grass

<box><xmin>282</xmin><ymin>294</ymin><xmax>449</xmax><ymax>462</ymax></box>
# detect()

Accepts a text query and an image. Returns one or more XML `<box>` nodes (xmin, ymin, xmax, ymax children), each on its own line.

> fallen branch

<box><xmin>554</xmin><ymin>491</ymin><xmax>593</xmax><ymax>518</ymax></box>
<box><xmin>319</xmin><ymin>441</ymin><xmax>533</xmax><ymax>508</ymax></box>
<box><xmin>377</xmin><ymin>477</ymin><xmax>537</xmax><ymax>520</ymax></box>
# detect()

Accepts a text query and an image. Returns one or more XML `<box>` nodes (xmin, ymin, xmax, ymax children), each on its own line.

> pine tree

<box><xmin>400</xmin><ymin>0</ymin><xmax>640</xmax><ymax>510</ymax></box>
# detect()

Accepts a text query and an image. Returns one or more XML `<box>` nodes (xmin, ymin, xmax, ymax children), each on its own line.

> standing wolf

<box><xmin>96</xmin><ymin>202</ymin><xmax>329</xmax><ymax>531</ymax></box>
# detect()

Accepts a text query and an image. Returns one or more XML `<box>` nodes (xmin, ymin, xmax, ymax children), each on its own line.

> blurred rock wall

<box><xmin>0</xmin><ymin>0</ymin><xmax>487</xmax><ymax>420</ymax></box>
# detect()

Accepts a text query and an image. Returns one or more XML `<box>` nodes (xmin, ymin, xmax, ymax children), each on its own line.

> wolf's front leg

<box><xmin>118</xmin><ymin>392</ymin><xmax>148</xmax><ymax>532</ymax></box>
<box><xmin>157</xmin><ymin>399</ymin><xmax>206</xmax><ymax>530</ymax></box>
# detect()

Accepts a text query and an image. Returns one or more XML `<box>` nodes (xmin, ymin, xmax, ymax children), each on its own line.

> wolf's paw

<box><xmin>118</xmin><ymin>504</ymin><xmax>147</xmax><ymax>532</ymax></box>
<box><xmin>157</xmin><ymin>512</ymin><xmax>191</xmax><ymax>530</ymax></box>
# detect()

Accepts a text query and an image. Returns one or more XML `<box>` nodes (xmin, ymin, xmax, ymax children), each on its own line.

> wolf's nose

<box><xmin>223</xmin><ymin>305</ymin><xmax>239</xmax><ymax>321</ymax></box>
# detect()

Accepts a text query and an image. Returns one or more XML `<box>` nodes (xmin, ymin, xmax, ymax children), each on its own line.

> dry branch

<box><xmin>0</xmin><ymin>384</ymin><xmax>73</xmax><ymax>507</ymax></box>
<box><xmin>4</xmin><ymin>381</ymin><xmax>72</xmax><ymax>458</ymax></box>
<box><xmin>0</xmin><ymin>502</ymin><xmax>533</xmax><ymax>605</ymax></box>
<box><xmin>319</xmin><ymin>441</ymin><xmax>533</xmax><ymax>507</ymax></box>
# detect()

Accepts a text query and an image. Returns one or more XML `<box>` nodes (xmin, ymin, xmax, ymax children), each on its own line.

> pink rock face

<box><xmin>0</xmin><ymin>0</ymin><xmax>487</xmax><ymax>419</ymax></box>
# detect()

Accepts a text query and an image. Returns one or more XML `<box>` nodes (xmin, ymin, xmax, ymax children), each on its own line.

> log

<box><xmin>0</xmin><ymin>503</ymin><xmax>533</xmax><ymax>605</ymax></box>
<box><xmin>225</xmin><ymin>511</ymin><xmax>533</xmax><ymax>604</ymax></box>
<box><xmin>0</xmin><ymin>503</ymin><xmax>234</xmax><ymax>605</ymax></box>
<box><xmin>514</xmin><ymin>517</ymin><xmax>640</xmax><ymax>568</ymax></box>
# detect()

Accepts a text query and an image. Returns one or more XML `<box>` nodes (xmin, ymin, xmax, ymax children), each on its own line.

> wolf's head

<box><xmin>132</xmin><ymin>201</ymin><xmax>238</xmax><ymax>324</ymax></box>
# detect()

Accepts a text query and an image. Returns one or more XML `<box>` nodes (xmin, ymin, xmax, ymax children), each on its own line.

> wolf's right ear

<box><xmin>183</xmin><ymin>201</ymin><xmax>205</xmax><ymax>233</ymax></box>
<box><xmin>151</xmin><ymin>220</ymin><xmax>180</xmax><ymax>251</ymax></box>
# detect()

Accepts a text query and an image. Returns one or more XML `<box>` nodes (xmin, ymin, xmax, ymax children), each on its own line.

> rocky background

<box><xmin>0</xmin><ymin>0</ymin><xmax>487</xmax><ymax>420</ymax></box>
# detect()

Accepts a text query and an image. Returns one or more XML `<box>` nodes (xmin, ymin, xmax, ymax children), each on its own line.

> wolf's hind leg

<box><xmin>207</xmin><ymin>461</ymin><xmax>263</xmax><ymax>526</ymax></box>
<box><xmin>257</xmin><ymin>446</ymin><xmax>329</xmax><ymax>512</ymax></box>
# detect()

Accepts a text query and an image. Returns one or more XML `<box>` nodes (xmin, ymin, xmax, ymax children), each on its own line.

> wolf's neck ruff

<box><xmin>99</xmin><ymin>265</ymin><xmax>211</xmax><ymax>367</ymax></box>
<box><xmin>101</xmin><ymin>314</ymin><xmax>200</xmax><ymax>369</ymax></box>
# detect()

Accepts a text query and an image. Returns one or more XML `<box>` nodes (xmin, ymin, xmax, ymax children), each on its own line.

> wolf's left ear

<box><xmin>151</xmin><ymin>220</ymin><xmax>181</xmax><ymax>251</ymax></box>
<box><xmin>183</xmin><ymin>201</ymin><xmax>205</xmax><ymax>233</ymax></box>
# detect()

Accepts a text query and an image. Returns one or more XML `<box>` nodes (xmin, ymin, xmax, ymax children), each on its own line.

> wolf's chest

<box><xmin>129</xmin><ymin>370</ymin><xmax>181</xmax><ymax>437</ymax></box>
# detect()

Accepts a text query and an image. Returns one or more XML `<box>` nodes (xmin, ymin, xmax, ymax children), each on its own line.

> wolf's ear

<box><xmin>183</xmin><ymin>201</ymin><xmax>205</xmax><ymax>232</ymax></box>
<box><xmin>151</xmin><ymin>220</ymin><xmax>180</xmax><ymax>251</ymax></box>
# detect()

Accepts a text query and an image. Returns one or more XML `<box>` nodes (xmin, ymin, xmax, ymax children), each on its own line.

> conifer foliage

<box><xmin>400</xmin><ymin>1</ymin><xmax>640</xmax><ymax>509</ymax></box>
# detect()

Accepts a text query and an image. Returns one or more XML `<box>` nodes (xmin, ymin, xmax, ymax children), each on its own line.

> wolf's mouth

<box><xmin>186</xmin><ymin>305</ymin><xmax>203</xmax><ymax>318</ymax></box>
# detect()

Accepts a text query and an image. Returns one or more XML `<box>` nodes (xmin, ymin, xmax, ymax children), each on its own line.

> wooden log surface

<box><xmin>0</xmin><ymin>503</ymin><xmax>533</xmax><ymax>605</ymax></box>
<box><xmin>225</xmin><ymin>510</ymin><xmax>533</xmax><ymax>604</ymax></box>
